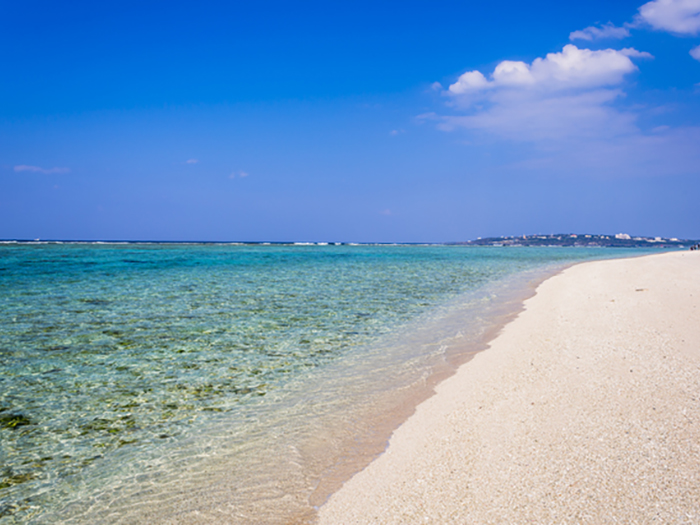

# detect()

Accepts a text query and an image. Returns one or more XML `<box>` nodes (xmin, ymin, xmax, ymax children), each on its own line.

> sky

<box><xmin>1</xmin><ymin>0</ymin><xmax>700</xmax><ymax>242</ymax></box>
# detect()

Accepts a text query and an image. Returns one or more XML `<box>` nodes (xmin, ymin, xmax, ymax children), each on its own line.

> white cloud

<box><xmin>437</xmin><ymin>89</ymin><xmax>637</xmax><ymax>142</ymax></box>
<box><xmin>229</xmin><ymin>170</ymin><xmax>249</xmax><ymax>179</ymax></box>
<box><xmin>433</xmin><ymin>10</ymin><xmax>699</xmax><ymax>180</ymax></box>
<box><xmin>636</xmin><ymin>0</ymin><xmax>700</xmax><ymax>34</ymax></box>
<box><xmin>619</xmin><ymin>48</ymin><xmax>655</xmax><ymax>58</ymax></box>
<box><xmin>185</xmin><ymin>158</ymin><xmax>199</xmax><ymax>164</ymax></box>
<box><xmin>442</xmin><ymin>46</ymin><xmax>651</xmax><ymax>143</ymax></box>
<box><xmin>527</xmin><ymin>46</ymin><xmax>638</xmax><ymax>88</ymax></box>
<box><xmin>443</xmin><ymin>45</ymin><xmax>650</xmax><ymax>144</ymax></box>
<box><xmin>14</xmin><ymin>165</ymin><xmax>70</xmax><ymax>174</ymax></box>
<box><xmin>433</xmin><ymin>61</ymin><xmax>700</xmax><ymax>178</ymax></box>
<box><xmin>448</xmin><ymin>45</ymin><xmax>645</xmax><ymax>97</ymax></box>
<box><xmin>449</xmin><ymin>71</ymin><xmax>489</xmax><ymax>94</ymax></box>
<box><xmin>493</xmin><ymin>60</ymin><xmax>534</xmax><ymax>86</ymax></box>
<box><xmin>570</xmin><ymin>22</ymin><xmax>631</xmax><ymax>41</ymax></box>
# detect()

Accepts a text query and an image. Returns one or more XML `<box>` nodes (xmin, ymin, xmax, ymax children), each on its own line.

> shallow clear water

<box><xmin>0</xmin><ymin>243</ymin><xmax>647</xmax><ymax>523</ymax></box>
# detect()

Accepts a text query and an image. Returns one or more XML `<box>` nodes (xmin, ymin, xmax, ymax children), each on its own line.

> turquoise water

<box><xmin>0</xmin><ymin>243</ymin><xmax>646</xmax><ymax>523</ymax></box>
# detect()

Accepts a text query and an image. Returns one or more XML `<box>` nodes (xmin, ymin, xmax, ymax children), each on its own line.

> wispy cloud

<box><xmin>570</xmin><ymin>22</ymin><xmax>631</xmax><ymax>41</ymax></box>
<box><xmin>635</xmin><ymin>0</ymin><xmax>700</xmax><ymax>34</ymax></box>
<box><xmin>691</xmin><ymin>44</ymin><xmax>700</xmax><ymax>60</ymax></box>
<box><xmin>229</xmin><ymin>170</ymin><xmax>250</xmax><ymax>179</ymax></box>
<box><xmin>619</xmin><ymin>48</ymin><xmax>655</xmax><ymax>58</ymax></box>
<box><xmin>571</xmin><ymin>1</ymin><xmax>700</xmax><ymax>52</ymax></box>
<box><xmin>14</xmin><ymin>165</ymin><xmax>70</xmax><ymax>174</ymax></box>
<box><xmin>434</xmin><ymin>90</ymin><xmax>637</xmax><ymax>142</ymax></box>
<box><xmin>185</xmin><ymin>158</ymin><xmax>199</xmax><ymax>164</ymax></box>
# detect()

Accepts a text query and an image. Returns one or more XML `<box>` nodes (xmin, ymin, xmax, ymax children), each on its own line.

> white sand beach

<box><xmin>318</xmin><ymin>251</ymin><xmax>700</xmax><ymax>524</ymax></box>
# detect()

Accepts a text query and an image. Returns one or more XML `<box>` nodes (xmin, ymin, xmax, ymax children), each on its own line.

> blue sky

<box><xmin>1</xmin><ymin>0</ymin><xmax>699</xmax><ymax>242</ymax></box>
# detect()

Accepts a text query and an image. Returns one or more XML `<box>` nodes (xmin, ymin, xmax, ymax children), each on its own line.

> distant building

<box><xmin>615</xmin><ymin>233</ymin><xmax>631</xmax><ymax>240</ymax></box>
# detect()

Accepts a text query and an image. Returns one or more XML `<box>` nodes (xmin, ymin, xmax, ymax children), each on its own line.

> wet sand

<box><xmin>318</xmin><ymin>251</ymin><xmax>700</xmax><ymax>524</ymax></box>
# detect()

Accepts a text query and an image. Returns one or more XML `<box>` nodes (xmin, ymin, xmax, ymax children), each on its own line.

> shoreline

<box><xmin>318</xmin><ymin>250</ymin><xmax>700</xmax><ymax>523</ymax></box>
<box><xmin>28</xmin><ymin>249</ymin><xmax>605</xmax><ymax>524</ymax></box>
<box><xmin>305</xmin><ymin>264</ymin><xmax>558</xmax><ymax>512</ymax></box>
<box><xmin>1</xmin><ymin>247</ymin><xmax>658</xmax><ymax>523</ymax></box>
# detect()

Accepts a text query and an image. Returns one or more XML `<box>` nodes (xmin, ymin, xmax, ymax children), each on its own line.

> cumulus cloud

<box><xmin>449</xmin><ymin>71</ymin><xmax>490</xmax><ymax>93</ymax></box>
<box><xmin>14</xmin><ymin>165</ymin><xmax>70</xmax><ymax>174</ymax></box>
<box><xmin>636</xmin><ymin>0</ymin><xmax>700</xmax><ymax>34</ymax></box>
<box><xmin>570</xmin><ymin>22</ymin><xmax>631</xmax><ymax>41</ymax></box>
<box><xmin>432</xmin><ymin>7</ymin><xmax>699</xmax><ymax>179</ymax></box>
<box><xmin>448</xmin><ymin>45</ymin><xmax>647</xmax><ymax>97</ymax></box>
<box><xmin>435</xmin><ymin>44</ymin><xmax>658</xmax><ymax>155</ymax></box>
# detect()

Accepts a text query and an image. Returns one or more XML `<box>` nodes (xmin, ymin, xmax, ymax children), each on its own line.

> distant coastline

<box><xmin>454</xmin><ymin>233</ymin><xmax>697</xmax><ymax>248</ymax></box>
<box><xmin>1</xmin><ymin>233</ymin><xmax>697</xmax><ymax>248</ymax></box>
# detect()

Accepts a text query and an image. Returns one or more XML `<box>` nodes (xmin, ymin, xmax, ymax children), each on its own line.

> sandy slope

<box><xmin>318</xmin><ymin>251</ymin><xmax>700</xmax><ymax>524</ymax></box>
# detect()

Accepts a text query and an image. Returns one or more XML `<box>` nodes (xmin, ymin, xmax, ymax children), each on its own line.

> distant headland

<box><xmin>455</xmin><ymin>233</ymin><xmax>698</xmax><ymax>248</ymax></box>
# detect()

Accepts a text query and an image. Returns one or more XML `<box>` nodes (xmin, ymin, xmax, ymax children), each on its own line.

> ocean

<box><xmin>0</xmin><ymin>243</ymin><xmax>644</xmax><ymax>523</ymax></box>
